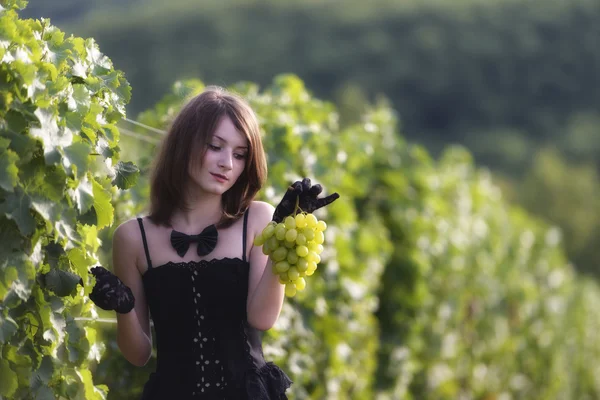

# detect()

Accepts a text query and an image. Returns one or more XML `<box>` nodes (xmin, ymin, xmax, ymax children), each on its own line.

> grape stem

<box><xmin>293</xmin><ymin>195</ymin><xmax>303</xmax><ymax>215</ymax></box>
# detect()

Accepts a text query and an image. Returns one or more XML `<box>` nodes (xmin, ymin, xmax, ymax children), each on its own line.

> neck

<box><xmin>170</xmin><ymin>191</ymin><xmax>223</xmax><ymax>232</ymax></box>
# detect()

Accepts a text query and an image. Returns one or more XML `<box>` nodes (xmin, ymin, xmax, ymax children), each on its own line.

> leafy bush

<box><xmin>0</xmin><ymin>2</ymin><xmax>136</xmax><ymax>398</ymax></box>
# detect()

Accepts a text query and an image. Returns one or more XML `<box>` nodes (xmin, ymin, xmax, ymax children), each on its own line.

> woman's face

<box><xmin>188</xmin><ymin>115</ymin><xmax>248</xmax><ymax>197</ymax></box>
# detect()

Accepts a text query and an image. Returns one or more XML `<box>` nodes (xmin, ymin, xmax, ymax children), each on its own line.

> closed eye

<box><xmin>208</xmin><ymin>144</ymin><xmax>221</xmax><ymax>151</ymax></box>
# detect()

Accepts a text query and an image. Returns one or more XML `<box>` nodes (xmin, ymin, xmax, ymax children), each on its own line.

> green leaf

<box><xmin>33</xmin><ymin>386</ymin><xmax>56</xmax><ymax>400</ymax></box>
<box><xmin>42</xmin><ymin>268</ymin><xmax>81</xmax><ymax>297</ymax></box>
<box><xmin>71</xmin><ymin>176</ymin><xmax>94</xmax><ymax>214</ymax></box>
<box><xmin>91</xmin><ymin>176</ymin><xmax>113</xmax><ymax>229</ymax></box>
<box><xmin>4</xmin><ymin>108</ymin><xmax>29</xmax><ymax>133</ymax></box>
<box><xmin>29</xmin><ymin>107</ymin><xmax>73</xmax><ymax>163</ymax></box>
<box><xmin>77</xmin><ymin>368</ymin><xmax>105</xmax><ymax>400</ymax></box>
<box><xmin>68</xmin><ymin>84</ymin><xmax>91</xmax><ymax>113</ymax></box>
<box><xmin>43</xmin><ymin>242</ymin><xmax>64</xmax><ymax>269</ymax></box>
<box><xmin>0</xmin><ymin>359</ymin><xmax>17</xmax><ymax>397</ymax></box>
<box><xmin>46</xmin><ymin>29</ymin><xmax>73</xmax><ymax>67</ymax></box>
<box><xmin>0</xmin><ymin>314</ymin><xmax>18</xmax><ymax>343</ymax></box>
<box><xmin>30</xmin><ymin>356</ymin><xmax>53</xmax><ymax>391</ymax></box>
<box><xmin>77</xmin><ymin>224</ymin><xmax>100</xmax><ymax>253</ymax></box>
<box><xmin>112</xmin><ymin>160</ymin><xmax>139</xmax><ymax>190</ymax></box>
<box><xmin>0</xmin><ymin>188</ymin><xmax>34</xmax><ymax>235</ymax></box>
<box><xmin>67</xmin><ymin>247</ymin><xmax>89</xmax><ymax>280</ymax></box>
<box><xmin>30</xmin><ymin>197</ymin><xmax>62</xmax><ymax>223</ymax></box>
<box><xmin>63</xmin><ymin>141</ymin><xmax>91</xmax><ymax>179</ymax></box>
<box><xmin>0</xmin><ymin>144</ymin><xmax>18</xmax><ymax>191</ymax></box>
<box><xmin>1</xmin><ymin>126</ymin><xmax>39</xmax><ymax>158</ymax></box>
<box><xmin>65</xmin><ymin>318</ymin><xmax>87</xmax><ymax>363</ymax></box>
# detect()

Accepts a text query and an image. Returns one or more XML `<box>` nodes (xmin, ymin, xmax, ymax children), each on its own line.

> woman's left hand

<box><xmin>272</xmin><ymin>178</ymin><xmax>339</xmax><ymax>223</ymax></box>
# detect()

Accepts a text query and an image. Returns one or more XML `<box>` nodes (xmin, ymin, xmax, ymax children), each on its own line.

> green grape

<box><xmin>313</xmin><ymin>243</ymin><xmax>324</xmax><ymax>254</ymax></box>
<box><xmin>262</xmin><ymin>240</ymin><xmax>272</xmax><ymax>255</ymax></box>
<box><xmin>272</xmin><ymin>246</ymin><xmax>288</xmax><ymax>262</ymax></box>
<box><xmin>316</xmin><ymin>220</ymin><xmax>327</xmax><ymax>231</ymax></box>
<box><xmin>296</xmin><ymin>245</ymin><xmax>309</xmax><ymax>257</ymax></box>
<box><xmin>275</xmin><ymin>223</ymin><xmax>287</xmax><ymax>241</ymax></box>
<box><xmin>285</xmin><ymin>228</ymin><xmax>298</xmax><ymax>243</ymax></box>
<box><xmin>305</xmin><ymin>214</ymin><xmax>318</xmax><ymax>228</ymax></box>
<box><xmin>267</xmin><ymin>236</ymin><xmax>279</xmax><ymax>250</ymax></box>
<box><xmin>284</xmin><ymin>240</ymin><xmax>295</xmax><ymax>249</ymax></box>
<box><xmin>295</xmin><ymin>213</ymin><xmax>307</xmax><ymax>228</ymax></box>
<box><xmin>279</xmin><ymin>275</ymin><xmax>288</xmax><ymax>285</ymax></box>
<box><xmin>305</xmin><ymin>268</ymin><xmax>315</xmax><ymax>277</ymax></box>
<box><xmin>314</xmin><ymin>230</ymin><xmax>324</xmax><ymax>245</ymax></box>
<box><xmin>296</xmin><ymin>258</ymin><xmax>308</xmax><ymax>272</ymax></box>
<box><xmin>254</xmin><ymin>233</ymin><xmax>265</xmax><ymax>246</ymax></box>
<box><xmin>284</xmin><ymin>215</ymin><xmax>296</xmax><ymax>229</ymax></box>
<box><xmin>285</xmin><ymin>283</ymin><xmax>297</xmax><ymax>297</ymax></box>
<box><xmin>302</xmin><ymin>228</ymin><xmax>315</xmax><ymax>241</ymax></box>
<box><xmin>288</xmin><ymin>267</ymin><xmax>299</xmax><ymax>280</ymax></box>
<box><xmin>262</xmin><ymin>222</ymin><xmax>276</xmax><ymax>239</ymax></box>
<box><xmin>307</xmin><ymin>252</ymin><xmax>320</xmax><ymax>264</ymax></box>
<box><xmin>275</xmin><ymin>260</ymin><xmax>290</xmax><ymax>273</ymax></box>
<box><xmin>287</xmin><ymin>251</ymin><xmax>299</xmax><ymax>265</ymax></box>
<box><xmin>295</xmin><ymin>233</ymin><xmax>307</xmax><ymax>246</ymax></box>
<box><xmin>296</xmin><ymin>277</ymin><xmax>306</xmax><ymax>291</ymax></box>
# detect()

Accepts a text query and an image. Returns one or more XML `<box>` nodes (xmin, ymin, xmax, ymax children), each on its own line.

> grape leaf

<box><xmin>30</xmin><ymin>197</ymin><xmax>62</xmax><ymax>223</ymax></box>
<box><xmin>29</xmin><ymin>107</ymin><xmax>73</xmax><ymax>163</ymax></box>
<box><xmin>0</xmin><ymin>314</ymin><xmax>18</xmax><ymax>343</ymax></box>
<box><xmin>30</xmin><ymin>355</ymin><xmax>53</xmax><ymax>391</ymax></box>
<box><xmin>77</xmin><ymin>368</ymin><xmax>105</xmax><ymax>400</ymax></box>
<box><xmin>43</xmin><ymin>242</ymin><xmax>64</xmax><ymax>269</ymax></box>
<box><xmin>0</xmin><ymin>359</ymin><xmax>17</xmax><ymax>397</ymax></box>
<box><xmin>91</xmin><ymin>176</ymin><xmax>113</xmax><ymax>229</ymax></box>
<box><xmin>41</xmin><ymin>269</ymin><xmax>81</xmax><ymax>297</ymax></box>
<box><xmin>67</xmin><ymin>84</ymin><xmax>91</xmax><ymax>113</ymax></box>
<box><xmin>63</xmin><ymin>141</ymin><xmax>90</xmax><ymax>179</ymax></box>
<box><xmin>71</xmin><ymin>176</ymin><xmax>94</xmax><ymax>214</ymax></box>
<box><xmin>0</xmin><ymin>188</ymin><xmax>34</xmax><ymax>235</ymax></box>
<box><xmin>0</xmin><ymin>144</ymin><xmax>18</xmax><ymax>192</ymax></box>
<box><xmin>34</xmin><ymin>386</ymin><xmax>56</xmax><ymax>400</ymax></box>
<box><xmin>112</xmin><ymin>160</ymin><xmax>139</xmax><ymax>190</ymax></box>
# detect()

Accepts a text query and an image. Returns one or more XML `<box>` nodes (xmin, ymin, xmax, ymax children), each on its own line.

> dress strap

<box><xmin>242</xmin><ymin>209</ymin><xmax>249</xmax><ymax>262</ymax></box>
<box><xmin>137</xmin><ymin>217</ymin><xmax>153</xmax><ymax>270</ymax></box>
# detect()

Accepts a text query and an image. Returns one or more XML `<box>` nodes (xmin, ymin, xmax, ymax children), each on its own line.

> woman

<box><xmin>89</xmin><ymin>87</ymin><xmax>339</xmax><ymax>399</ymax></box>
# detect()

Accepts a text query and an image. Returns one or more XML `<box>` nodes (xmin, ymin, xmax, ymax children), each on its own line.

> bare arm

<box><xmin>246</xmin><ymin>201</ymin><xmax>286</xmax><ymax>331</ymax></box>
<box><xmin>112</xmin><ymin>220</ymin><xmax>153</xmax><ymax>366</ymax></box>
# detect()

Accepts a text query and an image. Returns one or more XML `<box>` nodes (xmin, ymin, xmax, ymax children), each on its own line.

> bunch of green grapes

<box><xmin>254</xmin><ymin>212</ymin><xmax>327</xmax><ymax>297</ymax></box>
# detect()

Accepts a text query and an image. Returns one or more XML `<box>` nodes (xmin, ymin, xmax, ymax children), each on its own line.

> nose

<box><xmin>218</xmin><ymin>151</ymin><xmax>233</xmax><ymax>170</ymax></box>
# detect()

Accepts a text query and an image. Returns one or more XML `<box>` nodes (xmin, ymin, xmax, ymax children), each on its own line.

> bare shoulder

<box><xmin>248</xmin><ymin>201</ymin><xmax>275</xmax><ymax>224</ymax></box>
<box><xmin>112</xmin><ymin>217</ymin><xmax>144</xmax><ymax>246</ymax></box>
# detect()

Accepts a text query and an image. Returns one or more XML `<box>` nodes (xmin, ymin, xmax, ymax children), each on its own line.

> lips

<box><xmin>211</xmin><ymin>173</ymin><xmax>229</xmax><ymax>181</ymax></box>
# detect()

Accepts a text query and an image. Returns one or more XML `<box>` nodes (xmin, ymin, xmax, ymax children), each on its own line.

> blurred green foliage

<box><xmin>23</xmin><ymin>0</ymin><xmax>600</xmax><ymax>146</ymax></box>
<box><xmin>89</xmin><ymin>75</ymin><xmax>600</xmax><ymax>400</ymax></box>
<box><xmin>21</xmin><ymin>0</ymin><xmax>600</xmax><ymax>276</ymax></box>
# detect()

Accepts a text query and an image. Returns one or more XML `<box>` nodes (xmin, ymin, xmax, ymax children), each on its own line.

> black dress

<box><xmin>137</xmin><ymin>211</ymin><xmax>292</xmax><ymax>399</ymax></box>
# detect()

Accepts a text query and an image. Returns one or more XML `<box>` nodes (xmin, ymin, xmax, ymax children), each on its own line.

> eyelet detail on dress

<box><xmin>188</xmin><ymin>262</ymin><xmax>228</xmax><ymax>396</ymax></box>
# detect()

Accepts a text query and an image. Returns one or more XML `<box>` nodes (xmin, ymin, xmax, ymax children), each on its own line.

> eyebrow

<box><xmin>213</xmin><ymin>135</ymin><xmax>248</xmax><ymax>150</ymax></box>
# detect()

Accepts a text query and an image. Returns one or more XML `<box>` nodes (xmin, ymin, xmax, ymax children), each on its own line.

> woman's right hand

<box><xmin>89</xmin><ymin>266</ymin><xmax>135</xmax><ymax>314</ymax></box>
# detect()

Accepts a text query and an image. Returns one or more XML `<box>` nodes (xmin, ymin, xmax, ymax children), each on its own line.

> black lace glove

<box><xmin>272</xmin><ymin>178</ymin><xmax>340</xmax><ymax>223</ymax></box>
<box><xmin>89</xmin><ymin>266</ymin><xmax>135</xmax><ymax>314</ymax></box>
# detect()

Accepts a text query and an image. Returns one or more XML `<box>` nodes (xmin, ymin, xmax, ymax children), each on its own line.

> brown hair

<box><xmin>148</xmin><ymin>86</ymin><xmax>267</xmax><ymax>228</ymax></box>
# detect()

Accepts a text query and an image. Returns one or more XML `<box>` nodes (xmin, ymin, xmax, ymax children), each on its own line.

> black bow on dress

<box><xmin>170</xmin><ymin>224</ymin><xmax>218</xmax><ymax>257</ymax></box>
